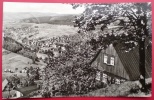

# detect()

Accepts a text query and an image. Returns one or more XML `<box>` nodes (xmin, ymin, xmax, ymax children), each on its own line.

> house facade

<box><xmin>92</xmin><ymin>42</ymin><xmax>151</xmax><ymax>84</ymax></box>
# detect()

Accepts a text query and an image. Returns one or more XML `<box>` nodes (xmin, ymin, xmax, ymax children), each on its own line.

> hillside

<box><xmin>2</xmin><ymin>48</ymin><xmax>32</xmax><ymax>71</ymax></box>
<box><xmin>84</xmin><ymin>78</ymin><xmax>152</xmax><ymax>97</ymax></box>
<box><xmin>20</xmin><ymin>15</ymin><xmax>76</xmax><ymax>25</ymax></box>
<box><xmin>3</xmin><ymin>23</ymin><xmax>78</xmax><ymax>41</ymax></box>
<box><xmin>2</xmin><ymin>48</ymin><xmax>46</xmax><ymax>80</ymax></box>
<box><xmin>48</xmin><ymin>15</ymin><xmax>75</xmax><ymax>25</ymax></box>
<box><xmin>3</xmin><ymin>12</ymin><xmax>59</xmax><ymax>22</ymax></box>
<box><xmin>3</xmin><ymin>12</ymin><xmax>78</xmax><ymax>42</ymax></box>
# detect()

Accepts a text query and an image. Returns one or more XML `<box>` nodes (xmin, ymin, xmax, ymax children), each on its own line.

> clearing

<box><xmin>2</xmin><ymin>48</ymin><xmax>46</xmax><ymax>80</ymax></box>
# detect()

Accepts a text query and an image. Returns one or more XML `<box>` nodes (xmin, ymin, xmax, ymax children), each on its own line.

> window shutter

<box><xmin>110</xmin><ymin>57</ymin><xmax>115</xmax><ymax>66</ymax></box>
<box><xmin>103</xmin><ymin>54</ymin><xmax>108</xmax><ymax>64</ymax></box>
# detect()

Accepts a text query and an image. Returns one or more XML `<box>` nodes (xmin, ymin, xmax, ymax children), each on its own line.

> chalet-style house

<box><xmin>92</xmin><ymin>39</ymin><xmax>151</xmax><ymax>84</ymax></box>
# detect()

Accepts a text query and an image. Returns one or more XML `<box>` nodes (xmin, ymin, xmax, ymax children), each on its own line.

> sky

<box><xmin>3</xmin><ymin>2</ymin><xmax>85</xmax><ymax>14</ymax></box>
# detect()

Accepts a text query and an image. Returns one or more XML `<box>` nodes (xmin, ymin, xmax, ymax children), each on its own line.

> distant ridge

<box><xmin>3</xmin><ymin>12</ymin><xmax>63</xmax><ymax>22</ymax></box>
<box><xmin>20</xmin><ymin>15</ymin><xmax>76</xmax><ymax>25</ymax></box>
<box><xmin>3</xmin><ymin>12</ymin><xmax>78</xmax><ymax>25</ymax></box>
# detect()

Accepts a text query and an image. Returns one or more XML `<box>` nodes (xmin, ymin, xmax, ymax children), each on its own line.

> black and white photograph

<box><xmin>2</xmin><ymin>2</ymin><xmax>152</xmax><ymax>98</ymax></box>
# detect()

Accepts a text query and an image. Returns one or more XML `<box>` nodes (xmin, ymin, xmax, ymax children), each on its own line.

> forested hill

<box><xmin>3</xmin><ymin>12</ymin><xmax>58</xmax><ymax>22</ymax></box>
<box><xmin>20</xmin><ymin>15</ymin><xmax>76</xmax><ymax>25</ymax></box>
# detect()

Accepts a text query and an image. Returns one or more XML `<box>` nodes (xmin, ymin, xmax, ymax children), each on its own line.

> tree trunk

<box><xmin>138</xmin><ymin>38</ymin><xmax>146</xmax><ymax>91</ymax></box>
<box><xmin>8</xmin><ymin>89</ymin><xmax>11</xmax><ymax>98</ymax></box>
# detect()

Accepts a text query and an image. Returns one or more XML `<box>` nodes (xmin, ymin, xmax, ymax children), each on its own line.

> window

<box><xmin>102</xmin><ymin>73</ymin><xmax>107</xmax><ymax>83</ymax></box>
<box><xmin>103</xmin><ymin>55</ymin><xmax>108</xmax><ymax>64</ymax></box>
<box><xmin>120</xmin><ymin>79</ymin><xmax>126</xmax><ymax>83</ymax></box>
<box><xmin>103</xmin><ymin>73</ymin><xmax>107</xmax><ymax>78</ymax></box>
<box><xmin>115</xmin><ymin>79</ymin><xmax>120</xmax><ymax>84</ymax></box>
<box><xmin>110</xmin><ymin>57</ymin><xmax>115</xmax><ymax>66</ymax></box>
<box><xmin>96</xmin><ymin>71</ymin><xmax>101</xmax><ymax>81</ymax></box>
<box><xmin>103</xmin><ymin>54</ymin><xmax>115</xmax><ymax>66</ymax></box>
<box><xmin>102</xmin><ymin>78</ymin><xmax>107</xmax><ymax>83</ymax></box>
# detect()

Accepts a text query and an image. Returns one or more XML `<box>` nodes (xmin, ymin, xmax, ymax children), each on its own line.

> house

<box><xmin>2</xmin><ymin>79</ymin><xmax>16</xmax><ymax>99</ymax></box>
<box><xmin>21</xmin><ymin>69</ymin><xmax>27</xmax><ymax>73</ymax></box>
<box><xmin>2</xmin><ymin>79</ymin><xmax>9</xmax><ymax>91</ymax></box>
<box><xmin>4</xmin><ymin>69</ymin><xmax>13</xmax><ymax>73</ymax></box>
<box><xmin>2</xmin><ymin>85</ymin><xmax>39</xmax><ymax>99</ymax></box>
<box><xmin>91</xmin><ymin>40</ymin><xmax>151</xmax><ymax>84</ymax></box>
<box><xmin>14</xmin><ymin>85</ymin><xmax>39</xmax><ymax>98</ymax></box>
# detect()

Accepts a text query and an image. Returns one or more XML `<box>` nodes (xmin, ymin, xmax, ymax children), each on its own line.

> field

<box><xmin>3</xmin><ymin>22</ymin><xmax>78</xmax><ymax>41</ymax></box>
<box><xmin>2</xmin><ymin>48</ymin><xmax>46</xmax><ymax>80</ymax></box>
<box><xmin>29</xmin><ymin>24</ymin><xmax>78</xmax><ymax>40</ymax></box>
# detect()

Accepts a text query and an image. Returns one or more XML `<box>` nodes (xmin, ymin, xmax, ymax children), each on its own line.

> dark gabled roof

<box><xmin>15</xmin><ymin>85</ymin><xmax>38</xmax><ymax>96</ymax></box>
<box><xmin>114</xmin><ymin>41</ymin><xmax>151</xmax><ymax>80</ymax></box>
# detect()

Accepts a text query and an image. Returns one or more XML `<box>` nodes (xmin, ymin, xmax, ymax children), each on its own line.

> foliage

<box><xmin>3</xmin><ymin>36</ymin><xmax>38</xmax><ymax>62</ymax></box>
<box><xmin>26</xmin><ymin>66</ymin><xmax>40</xmax><ymax>80</ymax></box>
<box><xmin>73</xmin><ymin>3</ymin><xmax>151</xmax><ymax>50</ymax></box>
<box><xmin>41</xmin><ymin>38</ymin><xmax>102</xmax><ymax>95</ymax></box>
<box><xmin>28</xmin><ymin>90</ymin><xmax>42</xmax><ymax>98</ymax></box>
<box><xmin>6</xmin><ymin>75</ymin><xmax>20</xmax><ymax>88</ymax></box>
<box><xmin>3</xmin><ymin>37</ymin><xmax>23</xmax><ymax>53</ymax></box>
<box><xmin>20</xmin><ymin>78</ymin><xmax>29</xmax><ymax>87</ymax></box>
<box><xmin>17</xmin><ymin>48</ymin><xmax>38</xmax><ymax>61</ymax></box>
<box><xmin>72</xmin><ymin>2</ymin><xmax>152</xmax><ymax>91</ymax></box>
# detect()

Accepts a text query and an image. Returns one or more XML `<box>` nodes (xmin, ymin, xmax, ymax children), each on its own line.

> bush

<box><xmin>17</xmin><ymin>48</ymin><xmax>38</xmax><ymax>61</ymax></box>
<box><xmin>3</xmin><ymin>37</ymin><xmax>23</xmax><ymax>53</ymax></box>
<box><xmin>129</xmin><ymin>84</ymin><xmax>140</xmax><ymax>94</ymax></box>
<box><xmin>3</xmin><ymin>37</ymin><xmax>38</xmax><ymax>61</ymax></box>
<box><xmin>146</xmin><ymin>83</ymin><xmax>151</xmax><ymax>91</ymax></box>
<box><xmin>28</xmin><ymin>90</ymin><xmax>42</xmax><ymax>97</ymax></box>
<box><xmin>95</xmin><ymin>81</ymin><xmax>106</xmax><ymax>89</ymax></box>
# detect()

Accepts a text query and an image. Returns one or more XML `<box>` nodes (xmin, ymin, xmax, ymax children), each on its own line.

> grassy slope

<box><xmin>3</xmin><ymin>48</ymin><xmax>32</xmax><ymax>70</ymax></box>
<box><xmin>84</xmin><ymin>78</ymin><xmax>152</xmax><ymax>97</ymax></box>
<box><xmin>2</xmin><ymin>49</ymin><xmax>46</xmax><ymax>80</ymax></box>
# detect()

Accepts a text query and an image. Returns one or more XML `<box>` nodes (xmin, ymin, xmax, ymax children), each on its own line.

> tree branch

<box><xmin>125</xmin><ymin>11</ymin><xmax>138</xmax><ymax>32</ymax></box>
<box><xmin>130</xmin><ymin>8</ymin><xmax>138</xmax><ymax>19</ymax></box>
